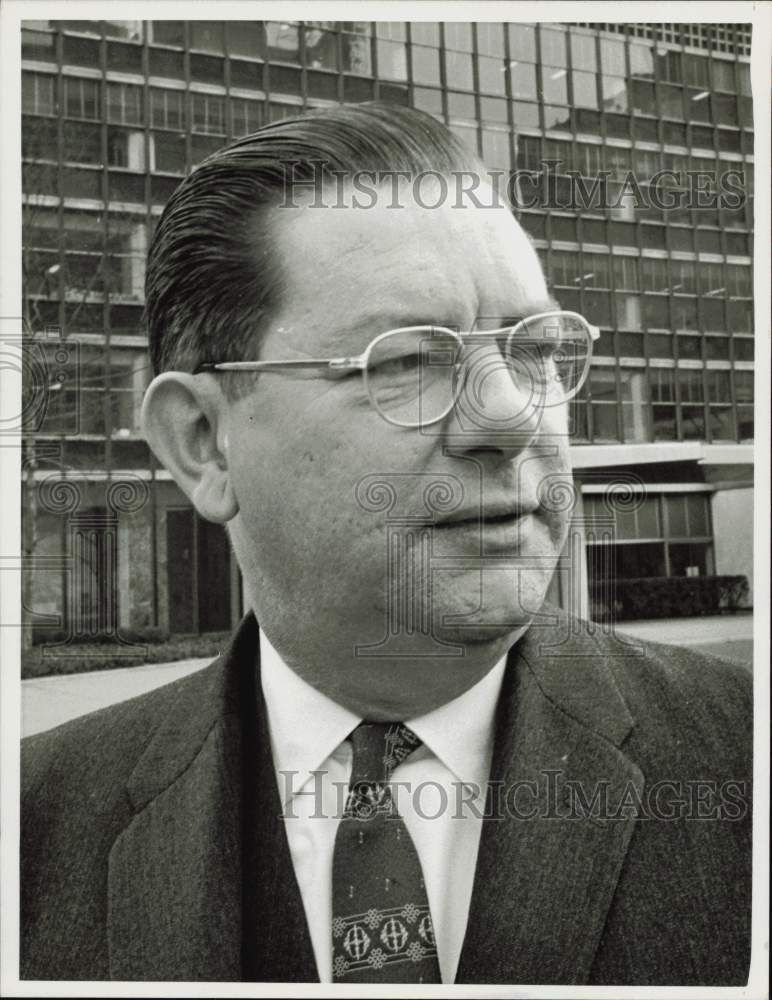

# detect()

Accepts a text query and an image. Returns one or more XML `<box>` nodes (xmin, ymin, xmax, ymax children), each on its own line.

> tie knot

<box><xmin>350</xmin><ymin>722</ymin><xmax>422</xmax><ymax>785</ymax></box>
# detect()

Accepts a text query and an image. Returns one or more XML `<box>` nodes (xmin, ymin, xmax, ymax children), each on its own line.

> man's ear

<box><xmin>141</xmin><ymin>372</ymin><xmax>238</xmax><ymax>524</ymax></box>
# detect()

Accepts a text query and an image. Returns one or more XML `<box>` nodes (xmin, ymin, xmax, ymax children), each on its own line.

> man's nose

<box><xmin>440</xmin><ymin>344</ymin><xmax>546</xmax><ymax>457</ymax></box>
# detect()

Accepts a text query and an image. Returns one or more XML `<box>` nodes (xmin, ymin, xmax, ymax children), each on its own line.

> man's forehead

<box><xmin>265</xmin><ymin>177</ymin><xmax>548</xmax><ymax>349</ymax></box>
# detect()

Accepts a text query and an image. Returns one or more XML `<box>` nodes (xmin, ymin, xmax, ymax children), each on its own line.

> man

<box><xmin>21</xmin><ymin>104</ymin><xmax>752</xmax><ymax>985</ymax></box>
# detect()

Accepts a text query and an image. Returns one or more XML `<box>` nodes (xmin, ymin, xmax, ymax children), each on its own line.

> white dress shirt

<box><xmin>259</xmin><ymin>630</ymin><xmax>507</xmax><ymax>984</ymax></box>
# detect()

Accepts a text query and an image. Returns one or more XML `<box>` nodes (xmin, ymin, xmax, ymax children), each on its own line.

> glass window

<box><xmin>231</xmin><ymin>98</ymin><xmax>263</xmax><ymax>136</ymax></box>
<box><xmin>342</xmin><ymin>32</ymin><xmax>372</xmax><ymax>75</ymax></box>
<box><xmin>411</xmin><ymin>44</ymin><xmax>440</xmax><ymax>85</ymax></box>
<box><xmin>191</xmin><ymin>93</ymin><xmax>225</xmax><ymax>134</ymax></box>
<box><xmin>650</xmin><ymin>367</ymin><xmax>675</xmax><ymax>402</ymax></box>
<box><xmin>616</xmin><ymin>293</ymin><xmax>642</xmax><ymax>330</ymax></box>
<box><xmin>600</xmin><ymin>38</ymin><xmax>625</xmax><ymax>75</ymax></box>
<box><xmin>62</xmin><ymin>34</ymin><xmax>99</xmax><ymax>67</ymax></box>
<box><xmin>508</xmin><ymin>24</ymin><xmax>536</xmax><ymax>62</ymax></box>
<box><xmin>583</xmin><ymin>255</ymin><xmax>610</xmax><ymax>287</ymax></box>
<box><xmin>478</xmin><ymin>55</ymin><xmax>506</xmax><ymax>95</ymax></box>
<box><xmin>542</xmin><ymin>104</ymin><xmax>569</xmax><ymax>130</ymax></box>
<box><xmin>191</xmin><ymin>133</ymin><xmax>223</xmax><ymax>165</ymax></box>
<box><xmin>106</xmin><ymin>41</ymin><xmax>143</xmax><ymax>74</ymax></box>
<box><xmin>481</xmin><ymin>129</ymin><xmax>510</xmax><ymax>171</ymax></box>
<box><xmin>509</xmin><ymin>62</ymin><xmax>536</xmax><ymax>100</ymax></box>
<box><xmin>60</xmin><ymin>121</ymin><xmax>100</xmax><ymax>164</ymax></box>
<box><xmin>149</xmin><ymin>46</ymin><xmax>184</xmax><ymax>78</ymax></box>
<box><xmin>104</xmin><ymin>20</ymin><xmax>143</xmax><ymax>41</ymax></box>
<box><xmin>22</xmin><ymin>28</ymin><xmax>57</xmax><ymax>62</ymax></box>
<box><xmin>630</xmin><ymin>43</ymin><xmax>654</xmax><ymax>78</ymax></box>
<box><xmin>444</xmin><ymin>49</ymin><xmax>473</xmax><ymax>90</ymax></box>
<box><xmin>660</xmin><ymin>84</ymin><xmax>684</xmax><ymax>119</ymax></box>
<box><xmin>151</xmin><ymin>21</ymin><xmax>184</xmax><ymax>47</ymax></box>
<box><xmin>589</xmin><ymin>368</ymin><xmax>619</xmax><ymax>441</ymax></box>
<box><xmin>614</xmin><ymin>256</ymin><xmax>639</xmax><ymax>290</ymax></box>
<box><xmin>447</xmin><ymin>91</ymin><xmax>476</xmax><ymax>120</ymax></box>
<box><xmin>570</xmin><ymin>32</ymin><xmax>596</xmax><ymax>71</ymax></box>
<box><xmin>189</xmin><ymin>21</ymin><xmax>225</xmax><ymax>53</ymax></box>
<box><xmin>150</xmin><ymin>88</ymin><xmax>184</xmax><ymax>130</ymax></box>
<box><xmin>152</xmin><ymin>130</ymin><xmax>186</xmax><ymax>173</ymax></box>
<box><xmin>701</xmin><ymin>299</ymin><xmax>725</xmax><ymax>332</ymax></box>
<box><xmin>540</xmin><ymin>27</ymin><xmax>567</xmax><ymax>67</ymax></box>
<box><xmin>572</xmin><ymin>70</ymin><xmax>597</xmax><ymax>109</ymax></box>
<box><xmin>377</xmin><ymin>39</ymin><xmax>407</xmax><ymax>80</ymax></box>
<box><xmin>673</xmin><ymin>298</ymin><xmax>699</xmax><ymax>331</ymax></box>
<box><xmin>23</xmin><ymin>71</ymin><xmax>57</xmax><ymax>116</ymax></box>
<box><xmin>65</xmin><ymin>77</ymin><xmax>100</xmax><ymax>120</ymax></box>
<box><xmin>684</xmin><ymin>53</ymin><xmax>709</xmax><ymax>88</ymax></box>
<box><xmin>657</xmin><ymin>49</ymin><xmax>682</xmax><ymax>84</ymax></box>
<box><xmin>665</xmin><ymin>495</ymin><xmax>689</xmax><ymax>536</ymax></box>
<box><xmin>705</xmin><ymin>336</ymin><xmax>730</xmax><ymax>360</ymax></box>
<box><xmin>107</xmin><ymin>83</ymin><xmax>143</xmax><ymax>126</ymax></box>
<box><xmin>705</xmin><ymin>369</ymin><xmax>731</xmax><ymax>403</ymax></box>
<box><xmin>550</xmin><ymin>249</ymin><xmax>580</xmax><ymax>286</ymax></box>
<box><xmin>190</xmin><ymin>54</ymin><xmax>224</xmax><ymax>86</ymax></box>
<box><xmin>476</xmin><ymin>22</ymin><xmax>504</xmax><ymax>56</ymax></box>
<box><xmin>266</xmin><ymin>22</ymin><xmax>300</xmax><ymax>63</ymax></box>
<box><xmin>601</xmin><ymin>76</ymin><xmax>628</xmax><ymax>113</ymax></box>
<box><xmin>643</xmin><ymin>296</ymin><xmax>670</xmax><ymax>329</ymax></box>
<box><xmin>444</xmin><ymin>22</ymin><xmax>473</xmax><ymax>51</ymax></box>
<box><xmin>668</xmin><ymin>261</ymin><xmax>694</xmax><ymax>296</ymax></box>
<box><xmin>107</xmin><ymin>127</ymin><xmax>145</xmax><ymax>170</ymax></box>
<box><xmin>712</xmin><ymin>59</ymin><xmax>736</xmax><ymax>92</ymax></box>
<box><xmin>620</xmin><ymin>367</ymin><xmax>651</xmax><ymax>442</ymax></box>
<box><xmin>305</xmin><ymin>26</ymin><xmax>338</xmax><ymax>70</ymax></box>
<box><xmin>375</xmin><ymin>23</ymin><xmax>406</xmax><ymax>41</ymax></box>
<box><xmin>480</xmin><ymin>96</ymin><xmax>508</xmax><ymax>123</ymax></box>
<box><xmin>225</xmin><ymin>22</ymin><xmax>266</xmax><ymax>59</ymax></box>
<box><xmin>413</xmin><ymin>86</ymin><xmax>442</xmax><ymax>116</ymax></box>
<box><xmin>678</xmin><ymin>368</ymin><xmax>705</xmax><ymax>403</ymax></box>
<box><xmin>641</xmin><ymin>258</ymin><xmax>667</xmax><ymax>292</ymax></box>
<box><xmin>541</xmin><ymin>66</ymin><xmax>568</xmax><ymax>104</ymax></box>
<box><xmin>630</xmin><ymin>79</ymin><xmax>655</xmax><ymax>114</ymax></box>
<box><xmin>726</xmin><ymin>263</ymin><xmax>752</xmax><ymax>298</ymax></box>
<box><xmin>411</xmin><ymin>23</ymin><xmax>440</xmax><ymax>46</ymax></box>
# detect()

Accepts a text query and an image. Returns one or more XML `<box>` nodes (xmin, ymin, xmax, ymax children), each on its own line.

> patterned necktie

<box><xmin>331</xmin><ymin>722</ymin><xmax>442</xmax><ymax>983</ymax></box>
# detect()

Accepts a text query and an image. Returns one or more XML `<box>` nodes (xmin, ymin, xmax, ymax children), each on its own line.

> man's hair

<box><xmin>144</xmin><ymin>102</ymin><xmax>485</xmax><ymax>385</ymax></box>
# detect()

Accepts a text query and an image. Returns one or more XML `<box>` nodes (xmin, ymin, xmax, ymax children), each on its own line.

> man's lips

<box><xmin>431</xmin><ymin>504</ymin><xmax>539</xmax><ymax>528</ymax></box>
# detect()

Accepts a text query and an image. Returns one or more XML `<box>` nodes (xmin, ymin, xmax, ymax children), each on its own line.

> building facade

<box><xmin>20</xmin><ymin>19</ymin><xmax>755</xmax><ymax>640</ymax></box>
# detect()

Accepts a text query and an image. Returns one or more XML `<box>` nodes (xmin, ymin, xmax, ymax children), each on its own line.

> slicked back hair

<box><xmin>144</xmin><ymin>102</ymin><xmax>486</xmax><ymax>392</ymax></box>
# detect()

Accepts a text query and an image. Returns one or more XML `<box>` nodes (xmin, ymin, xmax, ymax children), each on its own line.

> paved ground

<box><xmin>21</xmin><ymin>613</ymin><xmax>755</xmax><ymax>737</ymax></box>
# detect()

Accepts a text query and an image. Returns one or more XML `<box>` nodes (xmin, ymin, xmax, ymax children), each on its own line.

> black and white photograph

<box><xmin>1</xmin><ymin>1</ymin><xmax>768</xmax><ymax>996</ymax></box>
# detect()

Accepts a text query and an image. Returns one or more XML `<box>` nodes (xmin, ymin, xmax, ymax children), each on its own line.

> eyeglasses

<box><xmin>193</xmin><ymin>310</ymin><xmax>599</xmax><ymax>429</ymax></box>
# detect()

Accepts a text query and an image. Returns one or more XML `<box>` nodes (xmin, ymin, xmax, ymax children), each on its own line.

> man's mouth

<box><xmin>432</xmin><ymin>504</ymin><xmax>538</xmax><ymax>529</ymax></box>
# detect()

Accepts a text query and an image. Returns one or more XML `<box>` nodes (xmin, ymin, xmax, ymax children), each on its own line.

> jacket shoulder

<box><xmin>22</xmin><ymin>656</ymin><xmax>226</xmax><ymax>809</ymax></box>
<box><xmin>570</xmin><ymin>613</ymin><xmax>752</xmax><ymax>775</ymax></box>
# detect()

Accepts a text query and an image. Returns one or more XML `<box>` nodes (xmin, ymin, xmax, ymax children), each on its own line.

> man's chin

<box><xmin>430</xmin><ymin>568</ymin><xmax>550</xmax><ymax>640</ymax></box>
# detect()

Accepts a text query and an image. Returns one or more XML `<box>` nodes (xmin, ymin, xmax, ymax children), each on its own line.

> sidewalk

<box><xmin>21</xmin><ymin>613</ymin><xmax>755</xmax><ymax>737</ymax></box>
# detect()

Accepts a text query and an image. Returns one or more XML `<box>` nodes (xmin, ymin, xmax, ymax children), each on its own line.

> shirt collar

<box><xmin>260</xmin><ymin>630</ymin><xmax>360</xmax><ymax>807</ymax></box>
<box><xmin>259</xmin><ymin>629</ymin><xmax>508</xmax><ymax>806</ymax></box>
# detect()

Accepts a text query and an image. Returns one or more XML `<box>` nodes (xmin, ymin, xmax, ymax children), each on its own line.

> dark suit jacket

<box><xmin>21</xmin><ymin>608</ymin><xmax>752</xmax><ymax>984</ymax></box>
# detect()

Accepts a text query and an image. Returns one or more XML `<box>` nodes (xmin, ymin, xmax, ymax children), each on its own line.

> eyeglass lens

<box><xmin>365</xmin><ymin>319</ymin><xmax>592</xmax><ymax>427</ymax></box>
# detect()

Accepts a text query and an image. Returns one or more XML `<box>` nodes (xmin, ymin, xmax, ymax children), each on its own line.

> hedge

<box><xmin>590</xmin><ymin>575</ymin><xmax>750</xmax><ymax>622</ymax></box>
<box><xmin>22</xmin><ymin>630</ymin><xmax>230</xmax><ymax>679</ymax></box>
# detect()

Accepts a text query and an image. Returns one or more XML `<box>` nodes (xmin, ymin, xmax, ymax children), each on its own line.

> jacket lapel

<box><xmin>106</xmin><ymin>614</ymin><xmax>316</xmax><ymax>982</ymax></box>
<box><xmin>457</xmin><ymin>611</ymin><xmax>644</xmax><ymax>985</ymax></box>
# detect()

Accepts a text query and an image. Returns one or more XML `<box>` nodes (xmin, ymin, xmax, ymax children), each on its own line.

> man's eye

<box><xmin>368</xmin><ymin>354</ymin><xmax>423</xmax><ymax>377</ymax></box>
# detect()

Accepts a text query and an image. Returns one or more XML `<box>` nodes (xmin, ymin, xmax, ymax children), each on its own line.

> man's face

<box><xmin>224</xmin><ymin>177</ymin><xmax>574</xmax><ymax>716</ymax></box>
